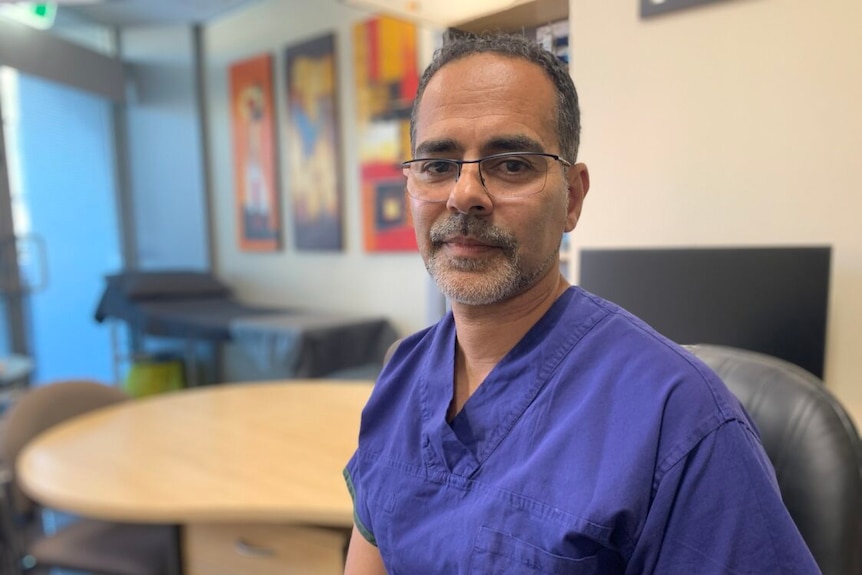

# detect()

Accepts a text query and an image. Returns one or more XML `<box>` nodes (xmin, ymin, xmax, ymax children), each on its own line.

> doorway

<box><xmin>0</xmin><ymin>67</ymin><xmax>122</xmax><ymax>384</ymax></box>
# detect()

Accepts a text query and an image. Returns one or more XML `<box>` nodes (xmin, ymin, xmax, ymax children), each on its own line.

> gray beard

<box><xmin>425</xmin><ymin>214</ymin><xmax>557</xmax><ymax>305</ymax></box>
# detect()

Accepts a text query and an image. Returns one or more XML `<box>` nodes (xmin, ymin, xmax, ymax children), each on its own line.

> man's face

<box><xmin>408</xmin><ymin>53</ymin><xmax>589</xmax><ymax>306</ymax></box>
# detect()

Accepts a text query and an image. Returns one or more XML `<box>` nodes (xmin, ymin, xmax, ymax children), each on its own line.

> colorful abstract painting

<box><xmin>229</xmin><ymin>53</ymin><xmax>281</xmax><ymax>251</ymax></box>
<box><xmin>353</xmin><ymin>16</ymin><xmax>419</xmax><ymax>252</ymax></box>
<box><xmin>285</xmin><ymin>33</ymin><xmax>343</xmax><ymax>251</ymax></box>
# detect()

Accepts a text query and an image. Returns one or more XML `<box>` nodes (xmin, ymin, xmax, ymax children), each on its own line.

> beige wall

<box><xmin>206</xmin><ymin>0</ymin><xmax>862</xmax><ymax>422</ymax></box>
<box><xmin>569</xmin><ymin>0</ymin><xmax>862</xmax><ymax>419</ymax></box>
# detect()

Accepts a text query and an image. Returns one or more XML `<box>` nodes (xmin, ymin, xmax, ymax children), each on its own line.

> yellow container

<box><xmin>124</xmin><ymin>358</ymin><xmax>185</xmax><ymax>398</ymax></box>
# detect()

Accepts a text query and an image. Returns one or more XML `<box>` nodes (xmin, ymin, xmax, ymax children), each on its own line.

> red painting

<box><xmin>353</xmin><ymin>16</ymin><xmax>419</xmax><ymax>252</ymax></box>
<box><xmin>229</xmin><ymin>53</ymin><xmax>281</xmax><ymax>251</ymax></box>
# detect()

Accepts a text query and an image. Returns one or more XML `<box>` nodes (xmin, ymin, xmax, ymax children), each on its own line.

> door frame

<box><xmin>0</xmin><ymin>88</ymin><xmax>28</xmax><ymax>355</ymax></box>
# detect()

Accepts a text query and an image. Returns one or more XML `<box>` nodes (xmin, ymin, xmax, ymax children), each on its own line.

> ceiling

<box><xmin>50</xmin><ymin>0</ymin><xmax>265</xmax><ymax>27</ymax></box>
<box><xmin>9</xmin><ymin>0</ymin><xmax>563</xmax><ymax>30</ymax></box>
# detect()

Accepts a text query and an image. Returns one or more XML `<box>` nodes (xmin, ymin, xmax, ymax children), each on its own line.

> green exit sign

<box><xmin>0</xmin><ymin>3</ymin><xmax>58</xmax><ymax>30</ymax></box>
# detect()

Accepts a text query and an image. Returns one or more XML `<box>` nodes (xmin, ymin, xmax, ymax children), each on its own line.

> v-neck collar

<box><xmin>418</xmin><ymin>288</ymin><xmax>592</xmax><ymax>478</ymax></box>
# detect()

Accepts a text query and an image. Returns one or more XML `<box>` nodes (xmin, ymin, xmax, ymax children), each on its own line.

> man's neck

<box><xmin>446</xmin><ymin>273</ymin><xmax>570</xmax><ymax>418</ymax></box>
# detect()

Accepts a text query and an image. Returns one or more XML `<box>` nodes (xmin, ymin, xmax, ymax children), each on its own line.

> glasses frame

<box><xmin>401</xmin><ymin>151</ymin><xmax>572</xmax><ymax>202</ymax></box>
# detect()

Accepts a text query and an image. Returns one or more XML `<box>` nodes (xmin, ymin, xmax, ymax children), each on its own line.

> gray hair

<box><xmin>409</xmin><ymin>32</ymin><xmax>581</xmax><ymax>162</ymax></box>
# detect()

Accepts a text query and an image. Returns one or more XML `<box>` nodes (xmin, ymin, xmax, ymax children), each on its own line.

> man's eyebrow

<box><xmin>484</xmin><ymin>136</ymin><xmax>545</xmax><ymax>154</ymax></box>
<box><xmin>415</xmin><ymin>139</ymin><xmax>460</xmax><ymax>157</ymax></box>
<box><xmin>414</xmin><ymin>135</ymin><xmax>546</xmax><ymax>158</ymax></box>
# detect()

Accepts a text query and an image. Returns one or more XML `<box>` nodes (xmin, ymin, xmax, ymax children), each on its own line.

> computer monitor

<box><xmin>578</xmin><ymin>246</ymin><xmax>831</xmax><ymax>378</ymax></box>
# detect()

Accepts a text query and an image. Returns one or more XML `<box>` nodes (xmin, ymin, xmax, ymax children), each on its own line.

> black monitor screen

<box><xmin>578</xmin><ymin>246</ymin><xmax>831</xmax><ymax>378</ymax></box>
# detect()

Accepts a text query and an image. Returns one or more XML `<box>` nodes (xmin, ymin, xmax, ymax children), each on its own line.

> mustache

<box><xmin>429</xmin><ymin>214</ymin><xmax>517</xmax><ymax>250</ymax></box>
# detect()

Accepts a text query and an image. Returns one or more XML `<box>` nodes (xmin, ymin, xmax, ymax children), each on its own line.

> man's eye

<box><xmin>421</xmin><ymin>161</ymin><xmax>456</xmax><ymax>175</ymax></box>
<box><xmin>502</xmin><ymin>159</ymin><xmax>531</xmax><ymax>173</ymax></box>
<box><xmin>484</xmin><ymin>156</ymin><xmax>536</xmax><ymax>175</ymax></box>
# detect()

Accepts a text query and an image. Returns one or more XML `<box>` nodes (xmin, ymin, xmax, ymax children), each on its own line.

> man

<box><xmin>343</xmin><ymin>33</ymin><xmax>820</xmax><ymax>574</ymax></box>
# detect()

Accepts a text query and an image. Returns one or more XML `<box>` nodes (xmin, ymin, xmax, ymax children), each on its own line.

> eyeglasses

<box><xmin>401</xmin><ymin>151</ymin><xmax>572</xmax><ymax>202</ymax></box>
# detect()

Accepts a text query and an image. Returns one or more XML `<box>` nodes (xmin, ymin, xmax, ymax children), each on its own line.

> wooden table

<box><xmin>17</xmin><ymin>381</ymin><xmax>373</xmax><ymax>575</ymax></box>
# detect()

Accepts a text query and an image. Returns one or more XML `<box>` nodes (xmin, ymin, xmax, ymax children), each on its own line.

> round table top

<box><xmin>18</xmin><ymin>380</ymin><xmax>373</xmax><ymax>526</ymax></box>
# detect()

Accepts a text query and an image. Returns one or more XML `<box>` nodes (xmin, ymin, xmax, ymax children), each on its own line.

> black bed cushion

<box><xmin>94</xmin><ymin>270</ymin><xmax>234</xmax><ymax>325</ymax></box>
<box><xmin>110</xmin><ymin>271</ymin><xmax>231</xmax><ymax>301</ymax></box>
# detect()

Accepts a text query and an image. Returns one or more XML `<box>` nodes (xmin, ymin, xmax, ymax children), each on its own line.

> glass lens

<box><xmin>406</xmin><ymin>159</ymin><xmax>458</xmax><ymax>184</ymax></box>
<box><xmin>403</xmin><ymin>159</ymin><xmax>459</xmax><ymax>201</ymax></box>
<box><xmin>479</xmin><ymin>154</ymin><xmax>549</xmax><ymax>198</ymax></box>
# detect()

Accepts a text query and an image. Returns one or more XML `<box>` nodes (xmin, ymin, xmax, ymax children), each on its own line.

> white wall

<box><xmin>123</xmin><ymin>26</ymin><xmax>210</xmax><ymax>270</ymax></box>
<box><xmin>569</xmin><ymin>0</ymin><xmax>862</xmax><ymax>419</ymax></box>
<box><xmin>204</xmin><ymin>0</ymin><xmax>437</xmax><ymax>338</ymax></box>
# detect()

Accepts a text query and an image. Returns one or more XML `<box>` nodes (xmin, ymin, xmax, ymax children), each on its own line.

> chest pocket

<box><xmin>470</xmin><ymin>526</ymin><xmax>599</xmax><ymax>574</ymax></box>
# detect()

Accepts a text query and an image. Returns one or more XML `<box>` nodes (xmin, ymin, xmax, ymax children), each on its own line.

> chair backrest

<box><xmin>0</xmin><ymin>380</ymin><xmax>129</xmax><ymax>518</ymax></box>
<box><xmin>688</xmin><ymin>344</ymin><xmax>862</xmax><ymax>575</ymax></box>
<box><xmin>382</xmin><ymin>338</ymin><xmax>403</xmax><ymax>367</ymax></box>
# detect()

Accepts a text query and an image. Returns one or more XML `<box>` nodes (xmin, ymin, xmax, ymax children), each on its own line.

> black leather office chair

<box><xmin>688</xmin><ymin>344</ymin><xmax>862</xmax><ymax>575</ymax></box>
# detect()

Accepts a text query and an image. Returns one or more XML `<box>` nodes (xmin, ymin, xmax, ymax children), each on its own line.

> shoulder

<box><xmin>564</xmin><ymin>287</ymin><xmax>742</xmax><ymax>406</ymax></box>
<box><xmin>577</xmin><ymin>287</ymin><xmax>744</xmax><ymax>405</ymax></box>
<box><xmin>553</xmin><ymin>288</ymin><xmax>758</xmax><ymax>471</ymax></box>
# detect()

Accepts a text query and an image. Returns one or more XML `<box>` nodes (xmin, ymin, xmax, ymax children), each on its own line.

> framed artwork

<box><xmin>353</xmin><ymin>16</ymin><xmax>419</xmax><ymax>252</ymax></box>
<box><xmin>284</xmin><ymin>33</ymin><xmax>343</xmax><ymax>251</ymax></box>
<box><xmin>228</xmin><ymin>53</ymin><xmax>281</xmax><ymax>252</ymax></box>
<box><xmin>640</xmin><ymin>0</ymin><xmax>732</xmax><ymax>18</ymax></box>
<box><xmin>535</xmin><ymin>19</ymin><xmax>569</xmax><ymax>69</ymax></box>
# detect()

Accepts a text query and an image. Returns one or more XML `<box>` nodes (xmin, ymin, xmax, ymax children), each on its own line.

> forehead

<box><xmin>414</xmin><ymin>53</ymin><xmax>559</xmax><ymax>155</ymax></box>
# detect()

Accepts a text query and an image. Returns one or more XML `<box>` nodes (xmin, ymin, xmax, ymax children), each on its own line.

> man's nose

<box><xmin>447</xmin><ymin>163</ymin><xmax>493</xmax><ymax>215</ymax></box>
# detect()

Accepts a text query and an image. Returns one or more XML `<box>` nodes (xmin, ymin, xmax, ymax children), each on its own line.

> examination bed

<box><xmin>94</xmin><ymin>270</ymin><xmax>398</xmax><ymax>381</ymax></box>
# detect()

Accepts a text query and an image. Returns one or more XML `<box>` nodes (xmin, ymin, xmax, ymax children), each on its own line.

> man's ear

<box><xmin>565</xmin><ymin>163</ymin><xmax>590</xmax><ymax>232</ymax></box>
